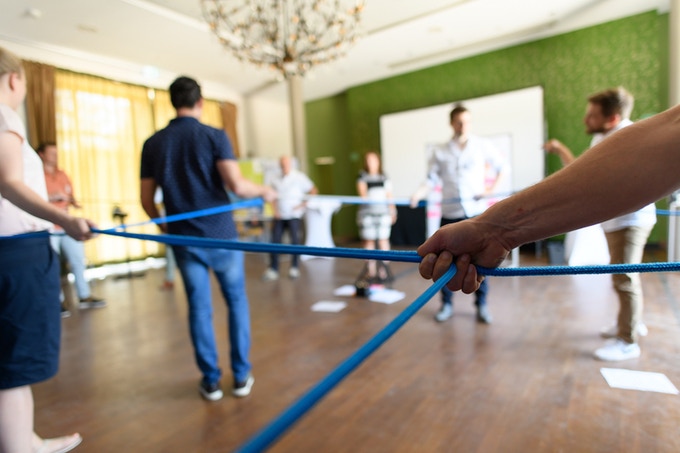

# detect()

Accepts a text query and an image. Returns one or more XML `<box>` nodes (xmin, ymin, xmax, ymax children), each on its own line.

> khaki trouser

<box><xmin>604</xmin><ymin>225</ymin><xmax>654</xmax><ymax>344</ymax></box>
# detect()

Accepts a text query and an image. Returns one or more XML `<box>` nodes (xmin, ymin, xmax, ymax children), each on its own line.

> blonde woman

<box><xmin>0</xmin><ymin>47</ymin><xmax>93</xmax><ymax>453</ymax></box>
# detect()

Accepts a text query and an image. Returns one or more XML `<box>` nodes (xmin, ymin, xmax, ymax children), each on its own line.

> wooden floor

<box><xmin>34</xmin><ymin>247</ymin><xmax>680</xmax><ymax>452</ymax></box>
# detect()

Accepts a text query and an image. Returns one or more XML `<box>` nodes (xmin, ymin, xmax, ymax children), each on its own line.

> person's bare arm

<box><xmin>419</xmin><ymin>104</ymin><xmax>680</xmax><ymax>292</ymax></box>
<box><xmin>543</xmin><ymin>139</ymin><xmax>576</xmax><ymax>166</ymax></box>
<box><xmin>64</xmin><ymin>173</ymin><xmax>82</xmax><ymax>209</ymax></box>
<box><xmin>0</xmin><ymin>133</ymin><xmax>93</xmax><ymax>240</ymax></box>
<box><xmin>357</xmin><ymin>180</ymin><xmax>368</xmax><ymax>198</ymax></box>
<box><xmin>409</xmin><ymin>181</ymin><xmax>430</xmax><ymax>208</ymax></box>
<box><xmin>387</xmin><ymin>186</ymin><xmax>397</xmax><ymax>223</ymax></box>
<box><xmin>139</xmin><ymin>177</ymin><xmax>164</xmax><ymax>231</ymax></box>
<box><xmin>216</xmin><ymin>159</ymin><xmax>276</xmax><ymax>201</ymax></box>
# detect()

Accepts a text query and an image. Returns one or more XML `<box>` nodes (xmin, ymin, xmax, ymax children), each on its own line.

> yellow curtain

<box><xmin>221</xmin><ymin>101</ymin><xmax>240</xmax><ymax>158</ymax></box>
<box><xmin>152</xmin><ymin>90</ymin><xmax>224</xmax><ymax>130</ymax></box>
<box><xmin>55</xmin><ymin>71</ymin><xmax>159</xmax><ymax>264</ymax></box>
<box><xmin>151</xmin><ymin>90</ymin><xmax>174</xmax><ymax>130</ymax></box>
<box><xmin>201</xmin><ymin>98</ymin><xmax>223</xmax><ymax>129</ymax></box>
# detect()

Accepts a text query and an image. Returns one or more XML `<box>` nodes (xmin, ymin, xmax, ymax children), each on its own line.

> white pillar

<box><xmin>670</xmin><ymin>0</ymin><xmax>680</xmax><ymax>106</ymax></box>
<box><xmin>287</xmin><ymin>75</ymin><xmax>308</xmax><ymax>172</ymax></box>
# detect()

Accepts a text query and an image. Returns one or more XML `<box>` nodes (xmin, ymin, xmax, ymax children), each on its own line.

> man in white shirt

<box><xmin>263</xmin><ymin>156</ymin><xmax>317</xmax><ymax>280</ymax></box>
<box><xmin>412</xmin><ymin>105</ymin><xmax>506</xmax><ymax>324</ymax></box>
<box><xmin>544</xmin><ymin>87</ymin><xmax>656</xmax><ymax>361</ymax></box>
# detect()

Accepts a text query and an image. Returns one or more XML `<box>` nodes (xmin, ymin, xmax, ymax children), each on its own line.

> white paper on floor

<box><xmin>600</xmin><ymin>368</ymin><xmax>679</xmax><ymax>395</ymax></box>
<box><xmin>368</xmin><ymin>288</ymin><xmax>406</xmax><ymax>304</ymax></box>
<box><xmin>333</xmin><ymin>285</ymin><xmax>356</xmax><ymax>296</ymax></box>
<box><xmin>311</xmin><ymin>301</ymin><xmax>348</xmax><ymax>312</ymax></box>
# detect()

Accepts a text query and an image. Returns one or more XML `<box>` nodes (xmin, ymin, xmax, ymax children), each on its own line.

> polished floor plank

<box><xmin>33</xmin><ymin>249</ymin><xmax>680</xmax><ymax>452</ymax></box>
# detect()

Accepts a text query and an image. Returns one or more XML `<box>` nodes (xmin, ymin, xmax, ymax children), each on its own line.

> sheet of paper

<box><xmin>368</xmin><ymin>288</ymin><xmax>406</xmax><ymax>304</ymax></box>
<box><xmin>311</xmin><ymin>301</ymin><xmax>347</xmax><ymax>313</ymax></box>
<box><xmin>600</xmin><ymin>368</ymin><xmax>679</xmax><ymax>395</ymax></box>
<box><xmin>333</xmin><ymin>285</ymin><xmax>356</xmax><ymax>296</ymax></box>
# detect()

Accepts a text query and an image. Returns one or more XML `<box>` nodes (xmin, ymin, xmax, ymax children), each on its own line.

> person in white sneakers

<box><xmin>263</xmin><ymin>155</ymin><xmax>317</xmax><ymax>281</ymax></box>
<box><xmin>418</xmin><ymin>102</ymin><xmax>680</xmax><ymax>363</ymax></box>
<box><xmin>544</xmin><ymin>88</ymin><xmax>656</xmax><ymax>361</ymax></box>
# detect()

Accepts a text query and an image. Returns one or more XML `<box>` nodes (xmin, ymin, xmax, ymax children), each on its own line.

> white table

<box><xmin>302</xmin><ymin>198</ymin><xmax>342</xmax><ymax>260</ymax></box>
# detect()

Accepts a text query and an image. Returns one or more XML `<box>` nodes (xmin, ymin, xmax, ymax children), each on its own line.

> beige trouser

<box><xmin>604</xmin><ymin>225</ymin><xmax>654</xmax><ymax>344</ymax></box>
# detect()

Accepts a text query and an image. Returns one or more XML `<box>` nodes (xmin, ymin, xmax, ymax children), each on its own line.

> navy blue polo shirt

<box><xmin>140</xmin><ymin>116</ymin><xmax>237</xmax><ymax>239</ymax></box>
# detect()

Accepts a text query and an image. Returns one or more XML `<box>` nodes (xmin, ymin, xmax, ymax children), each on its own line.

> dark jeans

<box><xmin>270</xmin><ymin>218</ymin><xmax>303</xmax><ymax>271</ymax></box>
<box><xmin>440</xmin><ymin>217</ymin><xmax>488</xmax><ymax>308</ymax></box>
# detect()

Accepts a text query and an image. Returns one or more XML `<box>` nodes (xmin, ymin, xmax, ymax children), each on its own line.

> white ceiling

<box><xmin>0</xmin><ymin>0</ymin><xmax>669</xmax><ymax>102</ymax></box>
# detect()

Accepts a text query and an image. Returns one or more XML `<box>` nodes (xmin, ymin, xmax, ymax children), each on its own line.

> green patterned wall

<box><xmin>306</xmin><ymin>11</ymin><xmax>669</xmax><ymax>240</ymax></box>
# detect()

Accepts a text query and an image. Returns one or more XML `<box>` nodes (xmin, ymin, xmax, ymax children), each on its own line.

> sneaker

<box><xmin>476</xmin><ymin>305</ymin><xmax>493</xmax><ymax>324</ymax></box>
<box><xmin>199</xmin><ymin>380</ymin><xmax>224</xmax><ymax>401</ymax></box>
<box><xmin>288</xmin><ymin>267</ymin><xmax>300</xmax><ymax>279</ymax></box>
<box><xmin>434</xmin><ymin>304</ymin><xmax>453</xmax><ymax>322</ymax></box>
<box><xmin>599</xmin><ymin>323</ymin><xmax>648</xmax><ymax>339</ymax></box>
<box><xmin>61</xmin><ymin>305</ymin><xmax>71</xmax><ymax>318</ymax></box>
<box><xmin>262</xmin><ymin>268</ymin><xmax>279</xmax><ymax>281</ymax></box>
<box><xmin>232</xmin><ymin>373</ymin><xmax>254</xmax><ymax>398</ymax></box>
<box><xmin>78</xmin><ymin>296</ymin><xmax>106</xmax><ymax>309</ymax></box>
<box><xmin>593</xmin><ymin>339</ymin><xmax>641</xmax><ymax>361</ymax></box>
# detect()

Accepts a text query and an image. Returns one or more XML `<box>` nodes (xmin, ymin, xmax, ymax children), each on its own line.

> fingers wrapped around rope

<box><xmin>418</xmin><ymin>251</ymin><xmax>482</xmax><ymax>294</ymax></box>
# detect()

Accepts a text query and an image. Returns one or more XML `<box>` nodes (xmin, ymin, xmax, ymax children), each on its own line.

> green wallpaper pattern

<box><xmin>306</xmin><ymin>11</ymin><xmax>669</xmax><ymax>240</ymax></box>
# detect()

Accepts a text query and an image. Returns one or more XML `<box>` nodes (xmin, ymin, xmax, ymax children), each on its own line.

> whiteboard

<box><xmin>380</xmin><ymin>86</ymin><xmax>545</xmax><ymax>198</ymax></box>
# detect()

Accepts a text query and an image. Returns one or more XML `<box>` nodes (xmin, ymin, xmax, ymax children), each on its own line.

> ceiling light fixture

<box><xmin>200</xmin><ymin>0</ymin><xmax>366</xmax><ymax>79</ymax></box>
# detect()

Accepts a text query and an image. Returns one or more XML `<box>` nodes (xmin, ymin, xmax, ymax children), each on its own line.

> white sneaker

<box><xmin>288</xmin><ymin>267</ymin><xmax>300</xmax><ymax>279</ymax></box>
<box><xmin>599</xmin><ymin>323</ymin><xmax>648</xmax><ymax>339</ymax></box>
<box><xmin>434</xmin><ymin>304</ymin><xmax>453</xmax><ymax>322</ymax></box>
<box><xmin>262</xmin><ymin>268</ymin><xmax>279</xmax><ymax>281</ymax></box>
<box><xmin>232</xmin><ymin>373</ymin><xmax>254</xmax><ymax>398</ymax></box>
<box><xmin>593</xmin><ymin>339</ymin><xmax>641</xmax><ymax>361</ymax></box>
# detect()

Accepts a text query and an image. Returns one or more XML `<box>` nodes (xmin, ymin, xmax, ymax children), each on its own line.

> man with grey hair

<box><xmin>544</xmin><ymin>87</ymin><xmax>656</xmax><ymax>361</ymax></box>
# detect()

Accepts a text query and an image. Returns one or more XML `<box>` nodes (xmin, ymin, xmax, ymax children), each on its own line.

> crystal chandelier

<box><xmin>201</xmin><ymin>0</ymin><xmax>365</xmax><ymax>78</ymax></box>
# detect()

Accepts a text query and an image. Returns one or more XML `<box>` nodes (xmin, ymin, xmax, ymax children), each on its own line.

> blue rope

<box><xmin>92</xmin><ymin>229</ymin><xmax>680</xmax><ymax>277</ymax></box>
<box><xmin>91</xmin><ymin>229</ymin><xmax>422</xmax><ymax>263</ymax></box>
<box><xmin>0</xmin><ymin>199</ymin><xmax>264</xmax><ymax>240</ymax></box>
<box><xmin>656</xmin><ymin>209</ymin><xmax>680</xmax><ymax>216</ymax></box>
<box><xmin>234</xmin><ymin>265</ymin><xmax>457</xmax><ymax>453</ymax></box>
<box><xmin>482</xmin><ymin>261</ymin><xmax>680</xmax><ymax>277</ymax></box>
<box><xmin>101</xmin><ymin>198</ymin><xmax>264</xmax><ymax>231</ymax></box>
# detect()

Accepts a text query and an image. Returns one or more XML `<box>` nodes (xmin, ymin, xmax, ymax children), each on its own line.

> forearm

<box><xmin>1</xmin><ymin>180</ymin><xmax>72</xmax><ymax>227</ymax></box>
<box><xmin>410</xmin><ymin>181</ymin><xmax>430</xmax><ymax>207</ymax></box>
<box><xmin>554</xmin><ymin>147</ymin><xmax>575</xmax><ymax>166</ymax></box>
<box><xmin>230</xmin><ymin>178</ymin><xmax>269</xmax><ymax>199</ymax></box>
<box><xmin>544</xmin><ymin>139</ymin><xmax>576</xmax><ymax>166</ymax></box>
<box><xmin>141</xmin><ymin>198</ymin><xmax>160</xmax><ymax>220</ymax></box>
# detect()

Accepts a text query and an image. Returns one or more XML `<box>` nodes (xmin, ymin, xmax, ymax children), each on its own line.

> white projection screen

<box><xmin>380</xmin><ymin>86</ymin><xmax>545</xmax><ymax>198</ymax></box>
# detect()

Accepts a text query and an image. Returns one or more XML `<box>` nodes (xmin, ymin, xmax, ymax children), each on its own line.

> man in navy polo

<box><xmin>140</xmin><ymin>76</ymin><xmax>275</xmax><ymax>401</ymax></box>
